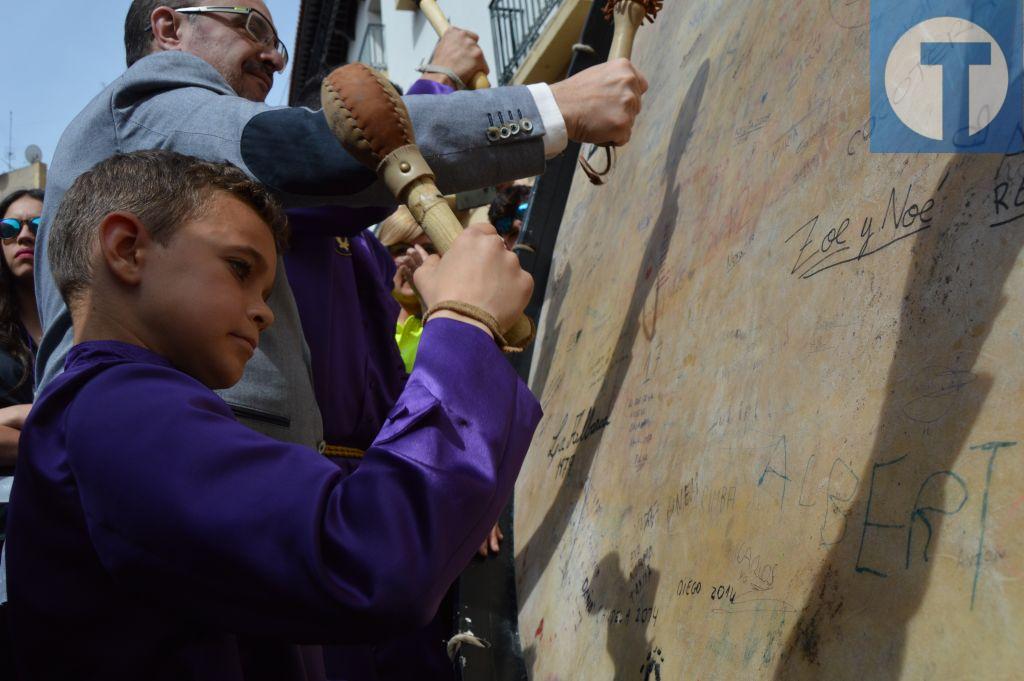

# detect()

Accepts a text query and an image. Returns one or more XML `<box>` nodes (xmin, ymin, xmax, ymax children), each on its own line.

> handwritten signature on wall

<box><xmin>786</xmin><ymin>184</ymin><xmax>934</xmax><ymax>279</ymax></box>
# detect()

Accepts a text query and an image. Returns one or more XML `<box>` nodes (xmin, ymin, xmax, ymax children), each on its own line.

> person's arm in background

<box><xmin>0</xmin><ymin>429</ymin><xmax>16</xmax><ymax>468</ymax></box>
<box><xmin>0</xmin><ymin>404</ymin><xmax>31</xmax><ymax>468</ymax></box>
<box><xmin>410</xmin><ymin>26</ymin><xmax>487</xmax><ymax>94</ymax></box>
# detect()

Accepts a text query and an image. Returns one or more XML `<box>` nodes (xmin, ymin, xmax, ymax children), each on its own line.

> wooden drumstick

<box><xmin>396</xmin><ymin>0</ymin><xmax>491</xmax><ymax>90</ymax></box>
<box><xmin>607</xmin><ymin>0</ymin><xmax>662</xmax><ymax>60</ymax></box>
<box><xmin>320</xmin><ymin>63</ymin><xmax>534</xmax><ymax>349</ymax></box>
<box><xmin>580</xmin><ymin>0</ymin><xmax>663</xmax><ymax>185</ymax></box>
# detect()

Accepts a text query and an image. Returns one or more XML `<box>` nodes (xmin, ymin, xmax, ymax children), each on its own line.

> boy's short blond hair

<box><xmin>50</xmin><ymin>150</ymin><xmax>289</xmax><ymax>305</ymax></box>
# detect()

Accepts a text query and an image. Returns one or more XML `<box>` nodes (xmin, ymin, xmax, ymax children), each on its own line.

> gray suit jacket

<box><xmin>36</xmin><ymin>51</ymin><xmax>546</xmax><ymax>446</ymax></box>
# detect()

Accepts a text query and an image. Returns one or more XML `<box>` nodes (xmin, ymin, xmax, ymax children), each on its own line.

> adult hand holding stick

<box><xmin>397</xmin><ymin>0</ymin><xmax>491</xmax><ymax>90</ymax></box>
<box><xmin>321</xmin><ymin>63</ymin><xmax>535</xmax><ymax>350</ymax></box>
<box><xmin>579</xmin><ymin>0</ymin><xmax>663</xmax><ymax>184</ymax></box>
<box><xmin>607</xmin><ymin>0</ymin><xmax>662</xmax><ymax>60</ymax></box>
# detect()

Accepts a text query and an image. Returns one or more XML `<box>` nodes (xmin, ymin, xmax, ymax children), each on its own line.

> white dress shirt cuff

<box><xmin>527</xmin><ymin>83</ymin><xmax>568</xmax><ymax>159</ymax></box>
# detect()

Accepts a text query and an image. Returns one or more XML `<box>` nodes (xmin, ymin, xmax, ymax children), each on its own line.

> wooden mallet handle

<box><xmin>417</xmin><ymin>0</ymin><xmax>491</xmax><ymax>90</ymax></box>
<box><xmin>321</xmin><ymin>63</ymin><xmax>534</xmax><ymax>349</ymax></box>
<box><xmin>608</xmin><ymin>0</ymin><xmax>647</xmax><ymax>60</ymax></box>
<box><xmin>580</xmin><ymin>0</ymin><xmax>661</xmax><ymax>185</ymax></box>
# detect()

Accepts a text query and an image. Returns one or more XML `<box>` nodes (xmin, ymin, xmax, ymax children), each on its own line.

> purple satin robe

<box><xmin>282</xmin><ymin>79</ymin><xmax>454</xmax><ymax>454</ymax></box>
<box><xmin>6</xmin><ymin>320</ymin><xmax>540</xmax><ymax>680</ymax></box>
<box><xmin>286</xmin><ymin>211</ymin><xmax>465</xmax><ymax>681</ymax></box>
<box><xmin>284</xmin><ymin>78</ymin><xmax>462</xmax><ymax>680</ymax></box>
<box><xmin>283</xmin><ymin>208</ymin><xmax>403</xmax><ymax>453</ymax></box>
<box><xmin>284</xmin><ymin>210</ymin><xmax>460</xmax><ymax>681</ymax></box>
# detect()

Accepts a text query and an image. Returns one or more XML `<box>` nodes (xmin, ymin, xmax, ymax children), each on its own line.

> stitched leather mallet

<box><xmin>395</xmin><ymin>0</ymin><xmax>491</xmax><ymax>90</ymax></box>
<box><xmin>580</xmin><ymin>0</ymin><xmax>663</xmax><ymax>185</ymax></box>
<box><xmin>321</xmin><ymin>63</ymin><xmax>534</xmax><ymax>351</ymax></box>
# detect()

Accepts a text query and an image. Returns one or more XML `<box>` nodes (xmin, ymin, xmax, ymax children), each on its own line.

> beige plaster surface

<box><xmin>514</xmin><ymin>2</ymin><xmax>1024</xmax><ymax>679</ymax></box>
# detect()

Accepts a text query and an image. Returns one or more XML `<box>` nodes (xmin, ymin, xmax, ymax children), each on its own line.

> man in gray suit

<box><xmin>35</xmin><ymin>0</ymin><xmax>647</xmax><ymax>447</ymax></box>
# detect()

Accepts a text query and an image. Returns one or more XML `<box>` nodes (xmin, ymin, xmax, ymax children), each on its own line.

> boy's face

<box><xmin>138</xmin><ymin>192</ymin><xmax>276</xmax><ymax>389</ymax></box>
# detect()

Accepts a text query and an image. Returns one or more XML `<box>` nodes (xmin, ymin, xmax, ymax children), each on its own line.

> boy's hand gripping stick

<box><xmin>321</xmin><ymin>63</ymin><xmax>534</xmax><ymax>351</ymax></box>
<box><xmin>579</xmin><ymin>0</ymin><xmax>663</xmax><ymax>185</ymax></box>
<box><xmin>396</xmin><ymin>0</ymin><xmax>491</xmax><ymax>90</ymax></box>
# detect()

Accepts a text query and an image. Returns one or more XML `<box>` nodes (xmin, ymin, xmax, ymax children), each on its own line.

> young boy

<box><xmin>6</xmin><ymin>150</ymin><xmax>540</xmax><ymax>680</ymax></box>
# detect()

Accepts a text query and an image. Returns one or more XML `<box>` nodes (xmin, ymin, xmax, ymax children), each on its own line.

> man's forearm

<box><xmin>240</xmin><ymin>86</ymin><xmax>551</xmax><ymax>207</ymax></box>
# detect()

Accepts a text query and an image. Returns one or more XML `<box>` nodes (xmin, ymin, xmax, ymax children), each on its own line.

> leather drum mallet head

<box><xmin>321</xmin><ymin>63</ymin><xmax>436</xmax><ymax>202</ymax></box>
<box><xmin>321</xmin><ymin>63</ymin><xmax>416</xmax><ymax>171</ymax></box>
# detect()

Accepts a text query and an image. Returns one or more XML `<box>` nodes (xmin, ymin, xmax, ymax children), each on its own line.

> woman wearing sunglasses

<box><xmin>0</xmin><ymin>189</ymin><xmax>41</xmax><ymax>411</ymax></box>
<box><xmin>0</xmin><ymin>189</ymin><xmax>42</xmax><ymax>606</ymax></box>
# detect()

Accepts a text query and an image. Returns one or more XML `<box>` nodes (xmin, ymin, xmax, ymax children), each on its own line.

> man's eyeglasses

<box><xmin>494</xmin><ymin>202</ymin><xmax>529</xmax><ymax>235</ymax></box>
<box><xmin>0</xmin><ymin>218</ymin><xmax>40</xmax><ymax>240</ymax></box>
<box><xmin>176</xmin><ymin>6</ymin><xmax>289</xmax><ymax>70</ymax></box>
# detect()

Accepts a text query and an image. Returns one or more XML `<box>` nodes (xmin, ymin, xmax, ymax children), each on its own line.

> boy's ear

<box><xmin>97</xmin><ymin>212</ymin><xmax>151</xmax><ymax>287</ymax></box>
<box><xmin>150</xmin><ymin>7</ymin><xmax>184</xmax><ymax>52</ymax></box>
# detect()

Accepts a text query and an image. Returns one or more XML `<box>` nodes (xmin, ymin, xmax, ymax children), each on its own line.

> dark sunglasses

<box><xmin>494</xmin><ymin>202</ymin><xmax>529</xmax><ymax>235</ymax></box>
<box><xmin>0</xmin><ymin>217</ymin><xmax>40</xmax><ymax>240</ymax></box>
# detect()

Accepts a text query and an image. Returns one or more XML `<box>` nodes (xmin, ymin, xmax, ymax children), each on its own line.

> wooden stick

<box><xmin>321</xmin><ymin>64</ymin><xmax>534</xmax><ymax>350</ymax></box>
<box><xmin>580</xmin><ymin>0</ymin><xmax>663</xmax><ymax>185</ymax></box>
<box><xmin>405</xmin><ymin>177</ymin><xmax>462</xmax><ymax>253</ymax></box>
<box><xmin>608</xmin><ymin>0</ymin><xmax>647</xmax><ymax>60</ymax></box>
<box><xmin>418</xmin><ymin>0</ymin><xmax>491</xmax><ymax>90</ymax></box>
<box><xmin>404</xmin><ymin>175</ymin><xmax>534</xmax><ymax>347</ymax></box>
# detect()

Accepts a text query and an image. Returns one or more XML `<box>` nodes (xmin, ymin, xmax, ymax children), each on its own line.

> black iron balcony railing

<box><xmin>490</xmin><ymin>0</ymin><xmax>563</xmax><ymax>85</ymax></box>
<box><xmin>357</xmin><ymin>22</ymin><xmax>387</xmax><ymax>71</ymax></box>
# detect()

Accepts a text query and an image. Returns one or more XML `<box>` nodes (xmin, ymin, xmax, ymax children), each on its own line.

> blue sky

<box><xmin>0</xmin><ymin>1</ymin><xmax>300</xmax><ymax>170</ymax></box>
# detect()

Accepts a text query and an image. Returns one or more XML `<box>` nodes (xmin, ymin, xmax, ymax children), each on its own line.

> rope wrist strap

<box><xmin>579</xmin><ymin>144</ymin><xmax>615</xmax><ymax>185</ymax></box>
<box><xmin>424</xmin><ymin>300</ymin><xmax>526</xmax><ymax>353</ymax></box>
<box><xmin>415</xmin><ymin>64</ymin><xmax>467</xmax><ymax>90</ymax></box>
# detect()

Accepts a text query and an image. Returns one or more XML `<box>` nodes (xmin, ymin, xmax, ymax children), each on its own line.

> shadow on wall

<box><xmin>522</xmin><ymin>552</ymin><xmax>663</xmax><ymax>681</ymax></box>
<box><xmin>771</xmin><ymin>146</ymin><xmax>1019</xmax><ymax>679</ymax></box>
<box><xmin>589</xmin><ymin>552</ymin><xmax>662</xmax><ymax>681</ymax></box>
<box><xmin>529</xmin><ymin>263</ymin><xmax>572</xmax><ymax>401</ymax></box>
<box><xmin>515</xmin><ymin>58</ymin><xmax>711</xmax><ymax>608</ymax></box>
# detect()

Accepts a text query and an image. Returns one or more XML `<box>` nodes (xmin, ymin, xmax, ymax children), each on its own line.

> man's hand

<box><xmin>550</xmin><ymin>58</ymin><xmax>649</xmax><ymax>146</ymax></box>
<box><xmin>425</xmin><ymin>27</ymin><xmax>489</xmax><ymax>88</ymax></box>
<box><xmin>413</xmin><ymin>223</ymin><xmax>533</xmax><ymax>334</ymax></box>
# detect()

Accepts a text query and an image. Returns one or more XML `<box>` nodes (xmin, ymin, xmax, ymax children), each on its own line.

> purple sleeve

<box><xmin>66</xmin><ymin>319</ymin><xmax>540</xmax><ymax>642</ymax></box>
<box><xmin>406</xmin><ymin>79</ymin><xmax>456</xmax><ymax>96</ymax></box>
<box><xmin>286</xmin><ymin>204</ymin><xmax>395</xmax><ymax>239</ymax></box>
